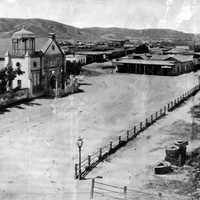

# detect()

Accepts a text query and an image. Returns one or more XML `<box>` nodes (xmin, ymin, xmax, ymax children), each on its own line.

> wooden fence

<box><xmin>90</xmin><ymin>180</ymin><xmax>187</xmax><ymax>200</ymax></box>
<box><xmin>75</xmin><ymin>84</ymin><xmax>200</xmax><ymax>179</ymax></box>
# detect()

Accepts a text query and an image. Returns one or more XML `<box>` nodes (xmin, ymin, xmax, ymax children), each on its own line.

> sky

<box><xmin>0</xmin><ymin>0</ymin><xmax>200</xmax><ymax>33</ymax></box>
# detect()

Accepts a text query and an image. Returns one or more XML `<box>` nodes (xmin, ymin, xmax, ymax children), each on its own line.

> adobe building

<box><xmin>3</xmin><ymin>28</ymin><xmax>65</xmax><ymax>97</ymax></box>
<box><xmin>113</xmin><ymin>53</ymin><xmax>194</xmax><ymax>76</ymax></box>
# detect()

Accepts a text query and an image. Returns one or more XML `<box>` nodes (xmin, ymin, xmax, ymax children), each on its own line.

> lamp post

<box><xmin>77</xmin><ymin>137</ymin><xmax>83</xmax><ymax>180</ymax></box>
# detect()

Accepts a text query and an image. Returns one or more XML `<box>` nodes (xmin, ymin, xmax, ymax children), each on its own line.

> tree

<box><xmin>134</xmin><ymin>44</ymin><xmax>149</xmax><ymax>54</ymax></box>
<box><xmin>0</xmin><ymin>66</ymin><xmax>24</xmax><ymax>93</ymax></box>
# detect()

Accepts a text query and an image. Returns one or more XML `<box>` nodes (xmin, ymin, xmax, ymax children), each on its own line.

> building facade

<box><xmin>4</xmin><ymin>28</ymin><xmax>65</xmax><ymax>97</ymax></box>
<box><xmin>65</xmin><ymin>54</ymin><xmax>86</xmax><ymax>74</ymax></box>
<box><xmin>113</xmin><ymin>53</ymin><xmax>194</xmax><ymax>76</ymax></box>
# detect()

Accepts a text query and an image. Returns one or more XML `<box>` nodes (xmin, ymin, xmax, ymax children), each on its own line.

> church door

<box><xmin>50</xmin><ymin>75</ymin><xmax>56</xmax><ymax>89</ymax></box>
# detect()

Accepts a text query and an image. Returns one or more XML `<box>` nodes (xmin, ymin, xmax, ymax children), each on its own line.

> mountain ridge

<box><xmin>0</xmin><ymin>18</ymin><xmax>198</xmax><ymax>43</ymax></box>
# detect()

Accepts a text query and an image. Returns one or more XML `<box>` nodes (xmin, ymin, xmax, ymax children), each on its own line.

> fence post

<box><xmin>126</xmin><ymin>130</ymin><xmax>129</xmax><ymax>141</ymax></box>
<box><xmin>75</xmin><ymin>163</ymin><xmax>78</xmax><ymax>179</ymax></box>
<box><xmin>164</xmin><ymin>106</ymin><xmax>166</xmax><ymax>114</ymax></box>
<box><xmin>119</xmin><ymin>136</ymin><xmax>121</xmax><ymax>144</ymax></box>
<box><xmin>88</xmin><ymin>155</ymin><xmax>91</xmax><ymax>168</ymax></box>
<box><xmin>168</xmin><ymin>103</ymin><xmax>170</xmax><ymax>111</ymax></box>
<box><xmin>155</xmin><ymin>112</ymin><xmax>158</xmax><ymax>119</ymax></box>
<box><xmin>123</xmin><ymin>186</ymin><xmax>127</xmax><ymax>200</ymax></box>
<box><xmin>90</xmin><ymin>178</ymin><xmax>95</xmax><ymax>200</ymax></box>
<box><xmin>109</xmin><ymin>141</ymin><xmax>113</xmax><ymax>152</ymax></box>
<box><xmin>134</xmin><ymin>126</ymin><xmax>136</xmax><ymax>135</ymax></box>
<box><xmin>160</xmin><ymin>109</ymin><xmax>162</xmax><ymax>116</ymax></box>
<box><xmin>99</xmin><ymin>148</ymin><xmax>102</xmax><ymax>160</ymax></box>
<box><xmin>146</xmin><ymin>118</ymin><xmax>148</xmax><ymax>127</ymax></box>
<box><xmin>140</xmin><ymin>122</ymin><xmax>143</xmax><ymax>130</ymax></box>
<box><xmin>151</xmin><ymin>114</ymin><xmax>153</xmax><ymax>123</ymax></box>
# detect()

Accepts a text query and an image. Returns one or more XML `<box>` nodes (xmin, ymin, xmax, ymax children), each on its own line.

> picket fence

<box><xmin>75</xmin><ymin>84</ymin><xmax>200</xmax><ymax>179</ymax></box>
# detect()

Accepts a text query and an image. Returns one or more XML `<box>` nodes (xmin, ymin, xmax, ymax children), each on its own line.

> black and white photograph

<box><xmin>0</xmin><ymin>0</ymin><xmax>200</xmax><ymax>199</ymax></box>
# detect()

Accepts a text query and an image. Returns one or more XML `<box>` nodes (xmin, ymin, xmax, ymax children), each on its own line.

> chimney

<box><xmin>48</xmin><ymin>33</ymin><xmax>56</xmax><ymax>40</ymax></box>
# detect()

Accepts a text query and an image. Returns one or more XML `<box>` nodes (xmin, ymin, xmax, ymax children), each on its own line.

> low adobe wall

<box><xmin>0</xmin><ymin>88</ymin><xmax>29</xmax><ymax>107</ymax></box>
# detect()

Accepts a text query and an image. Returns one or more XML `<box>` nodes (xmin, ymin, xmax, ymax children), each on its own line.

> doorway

<box><xmin>50</xmin><ymin>75</ymin><xmax>56</xmax><ymax>89</ymax></box>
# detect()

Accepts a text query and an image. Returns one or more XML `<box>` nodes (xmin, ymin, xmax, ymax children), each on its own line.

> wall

<box><xmin>0</xmin><ymin>88</ymin><xmax>29</xmax><ymax>106</ymax></box>
<box><xmin>11</xmin><ymin>57</ymin><xmax>30</xmax><ymax>89</ymax></box>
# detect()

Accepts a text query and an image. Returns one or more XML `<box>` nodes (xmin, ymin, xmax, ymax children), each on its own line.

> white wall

<box><xmin>11</xmin><ymin>57</ymin><xmax>30</xmax><ymax>89</ymax></box>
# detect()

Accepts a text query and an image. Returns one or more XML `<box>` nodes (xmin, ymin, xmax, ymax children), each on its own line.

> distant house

<box><xmin>65</xmin><ymin>54</ymin><xmax>86</xmax><ymax>74</ymax></box>
<box><xmin>164</xmin><ymin>46</ymin><xmax>194</xmax><ymax>55</ymax></box>
<box><xmin>0</xmin><ymin>28</ymin><xmax>66</xmax><ymax>97</ymax></box>
<box><xmin>193</xmin><ymin>52</ymin><xmax>200</xmax><ymax>70</ymax></box>
<box><xmin>77</xmin><ymin>51</ymin><xmax>109</xmax><ymax>64</ymax></box>
<box><xmin>113</xmin><ymin>53</ymin><xmax>194</xmax><ymax>76</ymax></box>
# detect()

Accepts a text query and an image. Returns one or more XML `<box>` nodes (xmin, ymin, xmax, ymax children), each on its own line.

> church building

<box><xmin>4</xmin><ymin>28</ymin><xmax>65</xmax><ymax>97</ymax></box>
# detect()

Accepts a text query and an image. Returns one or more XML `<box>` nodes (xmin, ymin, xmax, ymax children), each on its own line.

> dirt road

<box><xmin>0</xmin><ymin>71</ymin><xmax>199</xmax><ymax>199</ymax></box>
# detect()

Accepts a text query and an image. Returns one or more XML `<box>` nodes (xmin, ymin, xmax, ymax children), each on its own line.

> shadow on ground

<box><xmin>0</xmin><ymin>99</ymin><xmax>41</xmax><ymax>115</ymax></box>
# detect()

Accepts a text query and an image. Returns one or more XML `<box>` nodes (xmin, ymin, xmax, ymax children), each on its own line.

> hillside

<box><xmin>82</xmin><ymin>27</ymin><xmax>196</xmax><ymax>41</ymax></box>
<box><xmin>0</xmin><ymin>18</ymin><xmax>198</xmax><ymax>43</ymax></box>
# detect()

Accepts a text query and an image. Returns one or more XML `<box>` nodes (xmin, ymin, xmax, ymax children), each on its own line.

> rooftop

<box><xmin>113</xmin><ymin>59</ymin><xmax>175</xmax><ymax>66</ymax></box>
<box><xmin>129</xmin><ymin>53</ymin><xmax>194</xmax><ymax>63</ymax></box>
<box><xmin>12</xmin><ymin>28</ymin><xmax>35</xmax><ymax>39</ymax></box>
<box><xmin>77</xmin><ymin>51</ymin><xmax>112</xmax><ymax>55</ymax></box>
<box><xmin>66</xmin><ymin>54</ymin><xmax>86</xmax><ymax>58</ymax></box>
<box><xmin>165</xmin><ymin>55</ymin><xmax>193</xmax><ymax>63</ymax></box>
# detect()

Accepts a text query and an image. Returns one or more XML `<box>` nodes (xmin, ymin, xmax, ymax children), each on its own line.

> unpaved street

<box><xmin>0</xmin><ymin>72</ymin><xmax>199</xmax><ymax>199</ymax></box>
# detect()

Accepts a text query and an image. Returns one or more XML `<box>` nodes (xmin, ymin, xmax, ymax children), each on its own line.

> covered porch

<box><xmin>113</xmin><ymin>59</ymin><xmax>175</xmax><ymax>76</ymax></box>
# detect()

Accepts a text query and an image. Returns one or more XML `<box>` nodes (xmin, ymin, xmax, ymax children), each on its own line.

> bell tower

<box><xmin>12</xmin><ymin>27</ymin><xmax>35</xmax><ymax>57</ymax></box>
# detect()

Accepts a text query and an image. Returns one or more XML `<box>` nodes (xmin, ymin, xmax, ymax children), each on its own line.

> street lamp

<box><xmin>77</xmin><ymin>136</ymin><xmax>83</xmax><ymax>180</ymax></box>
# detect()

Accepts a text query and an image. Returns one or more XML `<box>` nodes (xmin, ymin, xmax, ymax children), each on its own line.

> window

<box><xmin>33</xmin><ymin>61</ymin><xmax>37</xmax><ymax>67</ymax></box>
<box><xmin>16</xmin><ymin>62</ymin><xmax>20</xmax><ymax>67</ymax></box>
<box><xmin>52</xmin><ymin>45</ymin><xmax>55</xmax><ymax>51</ymax></box>
<box><xmin>17</xmin><ymin>80</ymin><xmax>22</xmax><ymax>89</ymax></box>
